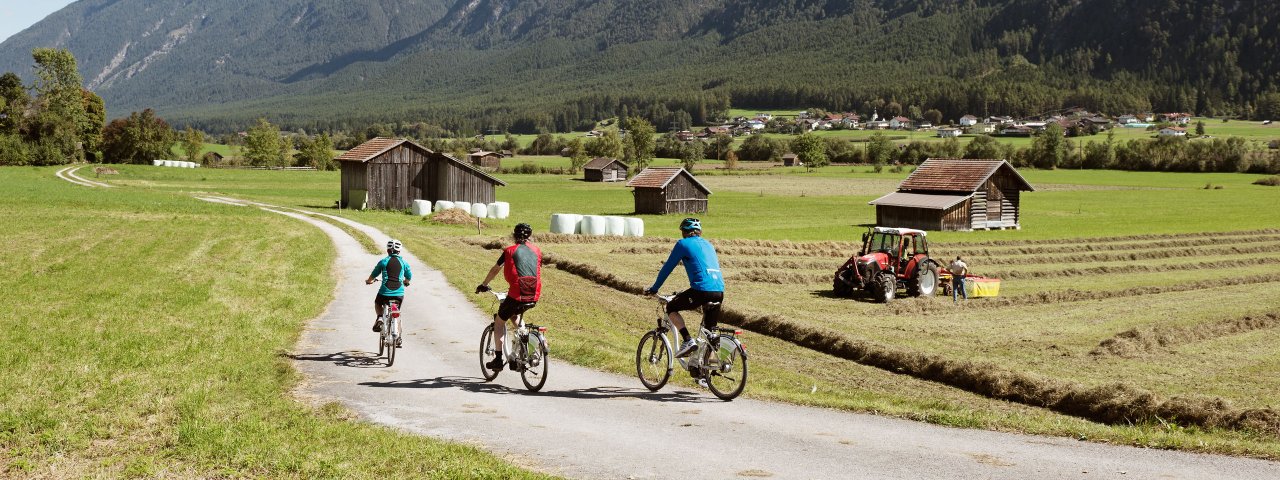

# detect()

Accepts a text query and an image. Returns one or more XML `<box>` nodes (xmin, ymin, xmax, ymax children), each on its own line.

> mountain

<box><xmin>1</xmin><ymin>0</ymin><xmax>1277</xmax><ymax>134</ymax></box>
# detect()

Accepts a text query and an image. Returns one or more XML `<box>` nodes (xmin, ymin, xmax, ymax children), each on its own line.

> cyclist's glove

<box><xmin>475</xmin><ymin>284</ymin><xmax>491</xmax><ymax>294</ymax></box>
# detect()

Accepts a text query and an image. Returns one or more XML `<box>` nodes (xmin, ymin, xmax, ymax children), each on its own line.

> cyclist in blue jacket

<box><xmin>643</xmin><ymin>218</ymin><xmax>724</xmax><ymax>357</ymax></box>
<box><xmin>365</xmin><ymin>239</ymin><xmax>412</xmax><ymax>335</ymax></box>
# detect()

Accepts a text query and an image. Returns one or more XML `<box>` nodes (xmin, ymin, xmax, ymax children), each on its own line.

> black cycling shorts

<box><xmin>497</xmin><ymin>297</ymin><xmax>536</xmax><ymax>321</ymax></box>
<box><xmin>375</xmin><ymin>295</ymin><xmax>403</xmax><ymax>309</ymax></box>
<box><xmin>666</xmin><ymin>289</ymin><xmax>723</xmax><ymax>329</ymax></box>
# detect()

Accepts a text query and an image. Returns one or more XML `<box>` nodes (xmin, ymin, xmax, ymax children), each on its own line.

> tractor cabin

<box><xmin>626</xmin><ymin>167</ymin><xmax>711</xmax><ymax>214</ymax></box>
<box><xmin>337</xmin><ymin>137</ymin><xmax>505</xmax><ymax>210</ymax></box>
<box><xmin>583</xmin><ymin>157</ymin><xmax>629</xmax><ymax>182</ymax></box>
<box><xmin>868</xmin><ymin>158</ymin><xmax>1034</xmax><ymax>231</ymax></box>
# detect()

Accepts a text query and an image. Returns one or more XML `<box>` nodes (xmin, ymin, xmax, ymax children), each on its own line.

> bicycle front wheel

<box><xmin>705</xmin><ymin>335</ymin><xmax>747</xmax><ymax>401</ymax></box>
<box><xmin>635</xmin><ymin>331</ymin><xmax>672</xmax><ymax>391</ymax></box>
<box><xmin>385</xmin><ymin>318</ymin><xmax>397</xmax><ymax>367</ymax></box>
<box><xmin>479</xmin><ymin>324</ymin><xmax>499</xmax><ymax>381</ymax></box>
<box><xmin>520</xmin><ymin>332</ymin><xmax>549</xmax><ymax>392</ymax></box>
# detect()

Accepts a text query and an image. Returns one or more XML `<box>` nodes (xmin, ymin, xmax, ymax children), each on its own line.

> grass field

<box><xmin>93</xmin><ymin>162</ymin><xmax>1280</xmax><ymax>458</ymax></box>
<box><xmin>0</xmin><ymin>167</ymin><xmax>552</xmax><ymax>478</ymax></box>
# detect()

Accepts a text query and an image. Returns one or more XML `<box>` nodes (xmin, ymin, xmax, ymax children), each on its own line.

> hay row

<box><xmin>731</xmin><ymin>269</ymin><xmax>827</xmax><ymax>285</ymax></box>
<box><xmin>514</xmin><ymin>246</ymin><xmax>1280</xmax><ymax>435</ymax></box>
<box><xmin>944</xmin><ymin>235</ymin><xmax>1280</xmax><ymax>257</ymax></box>
<box><xmin>972</xmin><ymin>243</ymin><xmax>1280</xmax><ymax>266</ymax></box>
<box><xmin>888</xmin><ymin>273</ymin><xmax>1280</xmax><ymax>315</ymax></box>
<box><xmin>938</xmin><ymin>228</ymin><xmax>1280</xmax><ymax>248</ymax></box>
<box><xmin>1091</xmin><ymin>313</ymin><xmax>1280</xmax><ymax>358</ymax></box>
<box><xmin>988</xmin><ymin>256</ymin><xmax>1280</xmax><ymax>280</ymax></box>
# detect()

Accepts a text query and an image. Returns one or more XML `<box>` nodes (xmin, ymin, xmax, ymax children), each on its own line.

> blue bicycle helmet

<box><xmin>679</xmin><ymin>218</ymin><xmax>701</xmax><ymax>231</ymax></box>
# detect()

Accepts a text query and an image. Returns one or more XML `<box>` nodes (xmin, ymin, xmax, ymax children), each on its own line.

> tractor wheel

<box><xmin>908</xmin><ymin>261</ymin><xmax>939</xmax><ymax>298</ymax></box>
<box><xmin>873</xmin><ymin>272</ymin><xmax>896</xmax><ymax>303</ymax></box>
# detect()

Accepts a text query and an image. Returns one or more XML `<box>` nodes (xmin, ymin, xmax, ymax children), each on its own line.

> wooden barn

<box><xmin>782</xmin><ymin>153</ymin><xmax>799</xmax><ymax>166</ymax></box>
<box><xmin>468</xmin><ymin>150</ymin><xmax>503</xmax><ymax>170</ymax></box>
<box><xmin>202</xmin><ymin>152</ymin><xmax>225</xmax><ymax>164</ymax></box>
<box><xmin>583</xmin><ymin>157</ymin><xmax>629</xmax><ymax>182</ymax></box>
<box><xmin>337</xmin><ymin>137</ymin><xmax>505</xmax><ymax>210</ymax></box>
<box><xmin>626</xmin><ymin>167</ymin><xmax>711</xmax><ymax>214</ymax></box>
<box><xmin>868</xmin><ymin>158</ymin><xmax>1034</xmax><ymax>231</ymax></box>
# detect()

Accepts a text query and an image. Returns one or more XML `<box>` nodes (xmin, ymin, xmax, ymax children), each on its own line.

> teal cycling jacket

<box><xmin>371</xmin><ymin>255</ymin><xmax>412</xmax><ymax>297</ymax></box>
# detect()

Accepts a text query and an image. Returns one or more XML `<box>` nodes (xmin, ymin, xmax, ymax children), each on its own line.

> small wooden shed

<box><xmin>583</xmin><ymin>157</ymin><xmax>629</xmax><ymax>182</ymax></box>
<box><xmin>468</xmin><ymin>150</ymin><xmax>503</xmax><ymax>170</ymax></box>
<box><xmin>782</xmin><ymin>153</ymin><xmax>799</xmax><ymax>166</ymax></box>
<box><xmin>203</xmin><ymin>152</ymin><xmax>225</xmax><ymax>164</ymax></box>
<box><xmin>626</xmin><ymin>167</ymin><xmax>711</xmax><ymax>214</ymax></box>
<box><xmin>868</xmin><ymin>158</ymin><xmax>1034</xmax><ymax>231</ymax></box>
<box><xmin>337</xmin><ymin>137</ymin><xmax>506</xmax><ymax>210</ymax></box>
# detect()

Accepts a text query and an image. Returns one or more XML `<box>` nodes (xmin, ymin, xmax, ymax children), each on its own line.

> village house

<box><xmin>868</xmin><ymin>158</ymin><xmax>1034</xmax><ymax>231</ymax></box>
<box><xmin>1000</xmin><ymin>125</ymin><xmax>1033</xmax><ymax>137</ymax></box>
<box><xmin>703</xmin><ymin>126</ymin><xmax>732</xmax><ymax>136</ymax></box>
<box><xmin>959</xmin><ymin>115</ymin><xmax>978</xmax><ymax>126</ymax></box>
<box><xmin>1117</xmin><ymin>114</ymin><xmax>1138</xmax><ymax>124</ymax></box>
<box><xmin>889</xmin><ymin>116</ymin><xmax>912</xmax><ymax>130</ymax></box>
<box><xmin>1159</xmin><ymin>126</ymin><xmax>1188</xmax><ymax>137</ymax></box>
<box><xmin>965</xmin><ymin>122</ymin><xmax>997</xmax><ymax>134</ymax></box>
<box><xmin>936</xmin><ymin>128</ymin><xmax>961</xmax><ymax>138</ymax></box>
<box><xmin>866</xmin><ymin>120</ymin><xmax>891</xmax><ymax>130</ymax></box>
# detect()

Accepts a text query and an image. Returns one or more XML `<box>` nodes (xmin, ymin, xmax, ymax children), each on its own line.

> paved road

<box><xmin>201</xmin><ymin>196</ymin><xmax>1280</xmax><ymax>480</ymax></box>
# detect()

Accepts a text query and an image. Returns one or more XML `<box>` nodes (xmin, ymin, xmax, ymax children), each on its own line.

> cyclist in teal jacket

<box><xmin>366</xmin><ymin>239</ymin><xmax>412</xmax><ymax>334</ymax></box>
<box><xmin>644</xmin><ymin>218</ymin><xmax>724</xmax><ymax>357</ymax></box>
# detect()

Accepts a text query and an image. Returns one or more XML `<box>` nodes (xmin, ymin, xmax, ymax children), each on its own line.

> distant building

<box><xmin>959</xmin><ymin>115</ymin><xmax>978</xmax><ymax>126</ymax></box>
<box><xmin>868</xmin><ymin>158</ymin><xmax>1035</xmax><ymax>231</ymax></box>
<box><xmin>626</xmin><ymin>167</ymin><xmax>711</xmax><ymax>214</ymax></box>
<box><xmin>782</xmin><ymin>153</ymin><xmax>800</xmax><ymax>166</ymax></box>
<box><xmin>1117</xmin><ymin>115</ymin><xmax>1138</xmax><ymax>125</ymax></box>
<box><xmin>583</xmin><ymin>157</ymin><xmax>629</xmax><ymax>182</ymax></box>
<box><xmin>337</xmin><ymin>137</ymin><xmax>505</xmax><ymax>210</ymax></box>
<box><xmin>936</xmin><ymin>128</ymin><xmax>961</xmax><ymax>138</ymax></box>
<box><xmin>468</xmin><ymin>150</ymin><xmax>503</xmax><ymax>170</ymax></box>
<box><xmin>889</xmin><ymin>116</ymin><xmax>912</xmax><ymax>130</ymax></box>
<box><xmin>1159</xmin><ymin>127</ymin><xmax>1188</xmax><ymax>137</ymax></box>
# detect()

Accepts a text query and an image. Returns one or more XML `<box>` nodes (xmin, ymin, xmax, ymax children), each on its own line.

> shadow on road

<box><xmin>359</xmin><ymin>376</ymin><xmax>715</xmax><ymax>403</ymax></box>
<box><xmin>284</xmin><ymin>350</ymin><xmax>387</xmax><ymax>369</ymax></box>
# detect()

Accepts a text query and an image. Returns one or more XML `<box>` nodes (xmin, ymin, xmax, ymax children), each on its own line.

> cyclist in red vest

<box><xmin>475</xmin><ymin>223</ymin><xmax>543</xmax><ymax>371</ymax></box>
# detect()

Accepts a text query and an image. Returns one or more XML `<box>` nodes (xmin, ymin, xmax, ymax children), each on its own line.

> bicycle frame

<box><xmin>488</xmin><ymin>291</ymin><xmax>547</xmax><ymax>366</ymax></box>
<box><xmin>653</xmin><ymin>295</ymin><xmax>743</xmax><ymax>374</ymax></box>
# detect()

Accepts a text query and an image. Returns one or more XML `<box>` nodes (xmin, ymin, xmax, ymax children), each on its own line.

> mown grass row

<box><xmin>1092</xmin><ymin>313</ymin><xmax>1280</xmax><ymax>358</ymax></box>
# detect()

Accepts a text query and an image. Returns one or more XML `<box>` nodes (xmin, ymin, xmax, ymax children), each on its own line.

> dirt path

<box><xmin>55</xmin><ymin>165</ymin><xmax>111</xmax><ymax>188</ymax></box>
<box><xmin>199</xmin><ymin>196</ymin><xmax>1280</xmax><ymax>479</ymax></box>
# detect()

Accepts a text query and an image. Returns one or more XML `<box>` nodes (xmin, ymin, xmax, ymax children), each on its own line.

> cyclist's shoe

<box><xmin>372</xmin><ymin>319</ymin><xmax>383</xmax><ymax>332</ymax></box>
<box><xmin>485</xmin><ymin>356</ymin><xmax>505</xmax><ymax>371</ymax></box>
<box><xmin>395</xmin><ymin>337</ymin><xmax>403</xmax><ymax>348</ymax></box>
<box><xmin>509</xmin><ymin>360</ymin><xmax>522</xmax><ymax>372</ymax></box>
<box><xmin>697</xmin><ymin>378</ymin><xmax>709</xmax><ymax>388</ymax></box>
<box><xmin>674</xmin><ymin>338</ymin><xmax>698</xmax><ymax>358</ymax></box>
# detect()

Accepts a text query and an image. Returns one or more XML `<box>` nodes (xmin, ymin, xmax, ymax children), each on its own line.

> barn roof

<box><xmin>625</xmin><ymin>167</ymin><xmax>711</xmax><ymax>194</ymax></box>
<box><xmin>336</xmin><ymin>137</ymin><xmax>505</xmax><ymax>186</ymax></box>
<box><xmin>897</xmin><ymin>158</ymin><xmax>1034</xmax><ymax>193</ymax></box>
<box><xmin>868</xmin><ymin>192</ymin><xmax>972</xmax><ymax>210</ymax></box>
<box><xmin>584</xmin><ymin>157</ymin><xmax>628</xmax><ymax>170</ymax></box>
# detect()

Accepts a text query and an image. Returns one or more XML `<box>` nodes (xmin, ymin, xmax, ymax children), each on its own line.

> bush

<box><xmin>0</xmin><ymin>133</ymin><xmax>28</xmax><ymax>165</ymax></box>
<box><xmin>1253</xmin><ymin>176</ymin><xmax>1280</xmax><ymax>186</ymax></box>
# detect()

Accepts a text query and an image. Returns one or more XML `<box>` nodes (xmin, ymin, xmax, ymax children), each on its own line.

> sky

<box><xmin>0</xmin><ymin>1</ymin><xmax>77</xmax><ymax>44</ymax></box>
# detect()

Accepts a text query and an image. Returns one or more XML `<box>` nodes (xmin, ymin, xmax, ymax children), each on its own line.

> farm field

<box><xmin>0</xmin><ymin>167</ymin><xmax>551</xmax><ymax>478</ymax></box>
<box><xmin>96</xmin><ymin>163</ymin><xmax>1280</xmax><ymax>458</ymax></box>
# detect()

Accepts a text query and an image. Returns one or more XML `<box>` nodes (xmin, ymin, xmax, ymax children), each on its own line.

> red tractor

<box><xmin>833</xmin><ymin>227</ymin><xmax>940</xmax><ymax>302</ymax></box>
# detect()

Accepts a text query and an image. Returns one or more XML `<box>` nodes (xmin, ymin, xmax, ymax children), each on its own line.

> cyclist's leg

<box><xmin>701</xmin><ymin>291</ymin><xmax>724</xmax><ymax>331</ymax></box>
<box><xmin>666</xmin><ymin>290</ymin><xmax>699</xmax><ymax>342</ymax></box>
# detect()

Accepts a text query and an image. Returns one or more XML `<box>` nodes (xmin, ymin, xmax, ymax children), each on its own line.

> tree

<box><xmin>181</xmin><ymin>126</ymin><xmax>205</xmax><ymax>163</ymax></box>
<box><xmin>865</xmin><ymin>132</ymin><xmax>895</xmax><ymax>167</ymax></box>
<box><xmin>0</xmin><ymin>73</ymin><xmax>27</xmax><ymax>135</ymax></box>
<box><xmin>924</xmin><ymin>109</ymin><xmax>943</xmax><ymax>126</ymax></box>
<box><xmin>1195</xmin><ymin>120</ymin><xmax>1206</xmax><ymax>136</ymax></box>
<box><xmin>31</xmin><ymin>48</ymin><xmax>87</xmax><ymax>162</ymax></box>
<box><xmin>790</xmin><ymin>133</ymin><xmax>828</xmax><ymax>171</ymax></box>
<box><xmin>1030</xmin><ymin>123</ymin><xmax>1068</xmax><ymax>169</ymax></box>
<box><xmin>244</xmin><ymin>118</ymin><xmax>286</xmax><ymax>167</ymax></box>
<box><xmin>708</xmin><ymin>133</ymin><xmax>734</xmax><ymax>161</ymax></box>
<box><xmin>963</xmin><ymin>135</ymin><xmax>1002</xmax><ymax>159</ymax></box>
<box><xmin>101</xmin><ymin>109</ymin><xmax>175</xmax><ymax>164</ymax></box>
<box><xmin>567</xmin><ymin>138</ymin><xmax>588</xmax><ymax>173</ymax></box>
<box><xmin>679</xmin><ymin>139</ymin><xmax>705</xmax><ymax>171</ymax></box>
<box><xmin>79</xmin><ymin>90</ymin><xmax>105</xmax><ymax>162</ymax></box>
<box><xmin>624</xmin><ymin>117</ymin><xmax>655</xmax><ymax>169</ymax></box>
<box><xmin>586</xmin><ymin>129</ymin><xmax>623</xmax><ymax>158</ymax></box>
<box><xmin>295</xmin><ymin>133</ymin><xmax>336</xmax><ymax>170</ymax></box>
<box><xmin>735</xmin><ymin>133</ymin><xmax>781</xmax><ymax>161</ymax></box>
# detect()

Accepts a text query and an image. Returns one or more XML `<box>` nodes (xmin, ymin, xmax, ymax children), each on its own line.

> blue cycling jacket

<box><xmin>371</xmin><ymin>255</ymin><xmax>412</xmax><ymax>297</ymax></box>
<box><xmin>649</xmin><ymin>236</ymin><xmax>724</xmax><ymax>292</ymax></box>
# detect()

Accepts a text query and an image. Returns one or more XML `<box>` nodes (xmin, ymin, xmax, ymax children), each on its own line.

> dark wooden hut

<box><xmin>626</xmin><ymin>167</ymin><xmax>711</xmax><ymax>214</ymax></box>
<box><xmin>868</xmin><ymin>158</ymin><xmax>1034</xmax><ymax>231</ymax></box>
<box><xmin>337</xmin><ymin>137</ymin><xmax>505</xmax><ymax>210</ymax></box>
<box><xmin>203</xmin><ymin>152</ymin><xmax>225</xmax><ymax>164</ymax></box>
<box><xmin>468</xmin><ymin>151</ymin><xmax>503</xmax><ymax>170</ymax></box>
<box><xmin>782</xmin><ymin>153</ymin><xmax>799</xmax><ymax>166</ymax></box>
<box><xmin>583</xmin><ymin>157</ymin><xmax>629</xmax><ymax>182</ymax></box>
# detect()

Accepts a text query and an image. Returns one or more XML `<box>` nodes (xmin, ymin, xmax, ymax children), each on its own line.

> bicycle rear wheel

<box><xmin>385</xmin><ymin>318</ymin><xmax>397</xmax><ymax>367</ymax></box>
<box><xmin>377</xmin><ymin>328</ymin><xmax>386</xmax><ymax>358</ymax></box>
<box><xmin>705</xmin><ymin>335</ymin><xmax>747</xmax><ymax>401</ymax></box>
<box><xmin>520</xmin><ymin>333</ymin><xmax>549</xmax><ymax>392</ymax></box>
<box><xmin>635</xmin><ymin>331</ymin><xmax>672</xmax><ymax>391</ymax></box>
<box><xmin>479</xmin><ymin>324</ymin><xmax>499</xmax><ymax>381</ymax></box>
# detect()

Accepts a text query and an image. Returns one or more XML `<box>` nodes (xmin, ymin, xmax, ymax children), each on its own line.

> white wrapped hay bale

<box><xmin>434</xmin><ymin>200</ymin><xmax>455</xmax><ymax>212</ymax></box>
<box><xmin>605</xmin><ymin>216</ymin><xmax>626</xmax><ymax>236</ymax></box>
<box><xmin>488</xmin><ymin>202</ymin><xmax>510</xmax><ymax>219</ymax></box>
<box><xmin>161</xmin><ymin>160</ymin><xmax>172</xmax><ymax>167</ymax></box>
<box><xmin>471</xmin><ymin>203</ymin><xmax>488</xmax><ymax>218</ymax></box>
<box><xmin>411</xmin><ymin>200</ymin><xmax>432</xmax><ymax>216</ymax></box>
<box><xmin>549</xmin><ymin>213</ymin><xmax>582</xmax><ymax>234</ymax></box>
<box><xmin>625</xmin><ymin>218</ymin><xmax>645</xmax><ymax>237</ymax></box>
<box><xmin>185</xmin><ymin>162</ymin><xmax>196</xmax><ymax>168</ymax></box>
<box><xmin>453</xmin><ymin>201</ymin><xmax>471</xmax><ymax>213</ymax></box>
<box><xmin>153</xmin><ymin>160</ymin><xmax>163</xmax><ymax>166</ymax></box>
<box><xmin>581</xmin><ymin>215</ymin><xmax>607</xmax><ymax>235</ymax></box>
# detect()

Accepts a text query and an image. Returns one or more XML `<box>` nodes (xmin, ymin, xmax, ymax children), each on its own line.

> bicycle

<box><xmin>375</xmin><ymin>300</ymin><xmax>402</xmax><ymax>367</ymax></box>
<box><xmin>635</xmin><ymin>294</ymin><xmax>748</xmax><ymax>401</ymax></box>
<box><xmin>478</xmin><ymin>291</ymin><xmax>550</xmax><ymax>392</ymax></box>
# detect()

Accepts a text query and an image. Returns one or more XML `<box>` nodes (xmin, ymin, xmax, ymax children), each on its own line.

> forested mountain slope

<box><xmin>1</xmin><ymin>0</ymin><xmax>1276</xmax><ymax>133</ymax></box>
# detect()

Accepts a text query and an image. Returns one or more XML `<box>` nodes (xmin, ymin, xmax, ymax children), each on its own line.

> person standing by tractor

<box><xmin>948</xmin><ymin>256</ymin><xmax>968</xmax><ymax>302</ymax></box>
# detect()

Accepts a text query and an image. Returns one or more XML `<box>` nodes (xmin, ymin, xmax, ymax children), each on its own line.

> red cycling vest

<box><xmin>502</xmin><ymin>242</ymin><xmax>543</xmax><ymax>302</ymax></box>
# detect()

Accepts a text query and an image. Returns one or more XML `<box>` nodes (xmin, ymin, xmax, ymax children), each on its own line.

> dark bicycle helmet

<box><xmin>513</xmin><ymin>223</ymin><xmax>533</xmax><ymax>240</ymax></box>
<box><xmin>679</xmin><ymin>218</ymin><xmax>701</xmax><ymax>231</ymax></box>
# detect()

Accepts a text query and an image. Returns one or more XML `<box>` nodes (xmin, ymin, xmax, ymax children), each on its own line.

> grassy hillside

<box><xmin>97</xmin><ymin>163</ymin><xmax>1280</xmax><ymax>458</ymax></box>
<box><xmin>0</xmin><ymin>167</ymin><xmax>550</xmax><ymax>478</ymax></box>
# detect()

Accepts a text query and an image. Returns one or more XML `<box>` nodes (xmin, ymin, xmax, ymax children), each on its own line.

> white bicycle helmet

<box><xmin>386</xmin><ymin>239</ymin><xmax>403</xmax><ymax>254</ymax></box>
